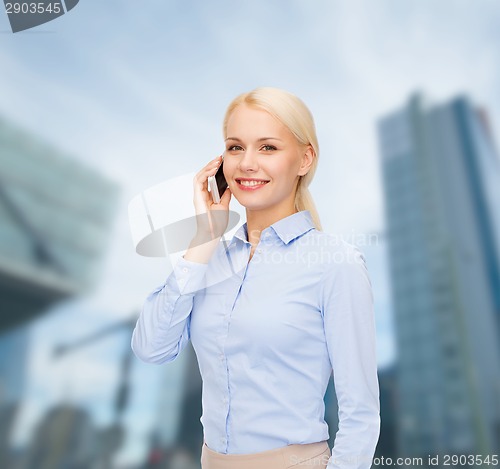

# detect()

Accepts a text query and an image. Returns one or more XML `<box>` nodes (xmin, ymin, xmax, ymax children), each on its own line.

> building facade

<box><xmin>0</xmin><ymin>115</ymin><xmax>120</xmax><ymax>332</ymax></box>
<box><xmin>0</xmin><ymin>115</ymin><xmax>120</xmax><ymax>466</ymax></box>
<box><xmin>377</xmin><ymin>93</ymin><xmax>500</xmax><ymax>463</ymax></box>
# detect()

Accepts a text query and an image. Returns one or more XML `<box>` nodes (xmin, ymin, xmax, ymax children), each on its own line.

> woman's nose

<box><xmin>238</xmin><ymin>149</ymin><xmax>259</xmax><ymax>171</ymax></box>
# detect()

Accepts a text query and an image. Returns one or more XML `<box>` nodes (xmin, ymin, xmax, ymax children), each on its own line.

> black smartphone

<box><xmin>208</xmin><ymin>157</ymin><xmax>228</xmax><ymax>204</ymax></box>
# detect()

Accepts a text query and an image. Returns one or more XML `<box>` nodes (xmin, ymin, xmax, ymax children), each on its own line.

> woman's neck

<box><xmin>245</xmin><ymin>205</ymin><xmax>298</xmax><ymax>247</ymax></box>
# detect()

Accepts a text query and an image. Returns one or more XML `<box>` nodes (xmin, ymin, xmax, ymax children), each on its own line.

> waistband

<box><xmin>201</xmin><ymin>439</ymin><xmax>330</xmax><ymax>468</ymax></box>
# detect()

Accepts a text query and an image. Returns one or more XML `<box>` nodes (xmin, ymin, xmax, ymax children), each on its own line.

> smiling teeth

<box><xmin>239</xmin><ymin>180</ymin><xmax>268</xmax><ymax>186</ymax></box>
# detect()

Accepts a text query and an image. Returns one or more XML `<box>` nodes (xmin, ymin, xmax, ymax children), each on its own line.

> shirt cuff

<box><xmin>172</xmin><ymin>255</ymin><xmax>209</xmax><ymax>295</ymax></box>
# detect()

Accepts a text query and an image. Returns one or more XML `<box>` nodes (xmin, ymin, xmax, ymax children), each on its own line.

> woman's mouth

<box><xmin>235</xmin><ymin>178</ymin><xmax>270</xmax><ymax>191</ymax></box>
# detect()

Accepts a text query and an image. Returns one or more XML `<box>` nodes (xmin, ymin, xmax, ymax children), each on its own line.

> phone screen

<box><xmin>215</xmin><ymin>159</ymin><xmax>228</xmax><ymax>196</ymax></box>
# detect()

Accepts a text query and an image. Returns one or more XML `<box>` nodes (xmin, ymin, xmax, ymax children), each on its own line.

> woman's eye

<box><xmin>261</xmin><ymin>145</ymin><xmax>277</xmax><ymax>151</ymax></box>
<box><xmin>227</xmin><ymin>145</ymin><xmax>243</xmax><ymax>151</ymax></box>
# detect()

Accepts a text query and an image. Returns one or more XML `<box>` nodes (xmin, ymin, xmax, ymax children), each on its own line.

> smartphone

<box><xmin>208</xmin><ymin>157</ymin><xmax>228</xmax><ymax>204</ymax></box>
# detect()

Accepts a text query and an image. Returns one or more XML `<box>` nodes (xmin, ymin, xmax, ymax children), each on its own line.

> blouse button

<box><xmin>257</xmin><ymin>249</ymin><xmax>262</xmax><ymax>253</ymax></box>
<box><xmin>182</xmin><ymin>267</ymin><xmax>188</xmax><ymax>273</ymax></box>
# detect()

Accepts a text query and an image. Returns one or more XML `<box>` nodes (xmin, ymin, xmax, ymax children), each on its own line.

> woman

<box><xmin>131</xmin><ymin>87</ymin><xmax>380</xmax><ymax>468</ymax></box>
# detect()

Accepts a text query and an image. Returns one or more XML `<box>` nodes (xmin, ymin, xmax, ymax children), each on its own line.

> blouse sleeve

<box><xmin>320</xmin><ymin>243</ymin><xmax>380</xmax><ymax>468</ymax></box>
<box><xmin>131</xmin><ymin>256</ymin><xmax>208</xmax><ymax>364</ymax></box>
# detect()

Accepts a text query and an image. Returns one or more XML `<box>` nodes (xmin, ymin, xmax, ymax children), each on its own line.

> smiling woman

<box><xmin>131</xmin><ymin>87</ymin><xmax>380</xmax><ymax>469</ymax></box>
<box><xmin>223</xmin><ymin>88</ymin><xmax>322</xmax><ymax>234</ymax></box>
<box><xmin>224</xmin><ymin>105</ymin><xmax>309</xmax><ymax>211</ymax></box>
<box><xmin>219</xmin><ymin>88</ymin><xmax>324</xmax><ymax>259</ymax></box>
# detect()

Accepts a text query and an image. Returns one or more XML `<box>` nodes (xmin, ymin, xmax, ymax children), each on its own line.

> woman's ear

<box><xmin>298</xmin><ymin>145</ymin><xmax>315</xmax><ymax>176</ymax></box>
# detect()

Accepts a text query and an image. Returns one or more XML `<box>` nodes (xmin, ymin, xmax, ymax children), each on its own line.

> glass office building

<box><xmin>377</xmin><ymin>93</ymin><xmax>500</xmax><ymax>463</ymax></box>
<box><xmin>0</xmin><ymin>115</ymin><xmax>120</xmax><ymax>465</ymax></box>
<box><xmin>0</xmin><ymin>115</ymin><xmax>120</xmax><ymax>332</ymax></box>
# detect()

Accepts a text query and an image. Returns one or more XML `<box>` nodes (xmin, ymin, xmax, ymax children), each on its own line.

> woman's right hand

<box><xmin>192</xmin><ymin>155</ymin><xmax>232</xmax><ymax>242</ymax></box>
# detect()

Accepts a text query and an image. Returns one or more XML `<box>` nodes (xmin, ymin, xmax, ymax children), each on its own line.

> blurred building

<box><xmin>0</xmin><ymin>325</ymin><xmax>30</xmax><ymax>465</ymax></box>
<box><xmin>0</xmin><ymin>325</ymin><xmax>29</xmax><ymax>402</ymax></box>
<box><xmin>141</xmin><ymin>343</ymin><xmax>204</xmax><ymax>468</ymax></box>
<box><xmin>143</xmin><ymin>344</ymin><xmax>203</xmax><ymax>467</ymax></box>
<box><xmin>0</xmin><ymin>115</ymin><xmax>120</xmax><ymax>465</ymax></box>
<box><xmin>323</xmin><ymin>375</ymin><xmax>339</xmax><ymax>451</ymax></box>
<box><xmin>0</xmin><ymin>115</ymin><xmax>120</xmax><ymax>332</ymax></box>
<box><xmin>154</xmin><ymin>345</ymin><xmax>195</xmax><ymax>450</ymax></box>
<box><xmin>377</xmin><ymin>93</ymin><xmax>500</xmax><ymax>464</ymax></box>
<box><xmin>24</xmin><ymin>403</ymin><xmax>97</xmax><ymax>469</ymax></box>
<box><xmin>376</xmin><ymin>365</ymin><xmax>397</xmax><ymax>460</ymax></box>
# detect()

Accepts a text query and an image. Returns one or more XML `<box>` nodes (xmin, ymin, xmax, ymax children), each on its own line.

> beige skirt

<box><xmin>201</xmin><ymin>439</ymin><xmax>331</xmax><ymax>469</ymax></box>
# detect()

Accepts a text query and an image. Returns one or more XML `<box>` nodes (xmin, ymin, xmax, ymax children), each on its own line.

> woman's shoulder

<box><xmin>301</xmin><ymin>229</ymin><xmax>365</xmax><ymax>258</ymax></box>
<box><xmin>298</xmin><ymin>231</ymin><xmax>368</xmax><ymax>284</ymax></box>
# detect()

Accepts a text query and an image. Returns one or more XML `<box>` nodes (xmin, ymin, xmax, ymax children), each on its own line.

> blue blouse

<box><xmin>131</xmin><ymin>210</ymin><xmax>380</xmax><ymax>468</ymax></box>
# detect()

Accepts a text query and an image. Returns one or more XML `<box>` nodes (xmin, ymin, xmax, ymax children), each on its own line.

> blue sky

<box><xmin>1</xmin><ymin>0</ymin><xmax>499</xmax><ymax>465</ymax></box>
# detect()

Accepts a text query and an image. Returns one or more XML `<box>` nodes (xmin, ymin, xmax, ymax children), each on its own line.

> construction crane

<box><xmin>52</xmin><ymin>314</ymin><xmax>138</xmax><ymax>469</ymax></box>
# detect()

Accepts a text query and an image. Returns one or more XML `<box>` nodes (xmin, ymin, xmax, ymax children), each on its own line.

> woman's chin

<box><xmin>240</xmin><ymin>201</ymin><xmax>274</xmax><ymax>211</ymax></box>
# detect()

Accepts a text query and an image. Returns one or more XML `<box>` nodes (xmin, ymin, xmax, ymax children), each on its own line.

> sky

<box><xmin>1</xmin><ymin>0</ymin><xmax>499</xmax><ymax>465</ymax></box>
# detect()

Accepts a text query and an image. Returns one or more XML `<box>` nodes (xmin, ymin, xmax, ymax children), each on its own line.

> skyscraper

<box><xmin>377</xmin><ymin>92</ymin><xmax>500</xmax><ymax>463</ymax></box>
<box><xmin>0</xmin><ymin>114</ymin><xmax>120</xmax><ymax>466</ymax></box>
<box><xmin>0</xmin><ymin>114</ymin><xmax>120</xmax><ymax>332</ymax></box>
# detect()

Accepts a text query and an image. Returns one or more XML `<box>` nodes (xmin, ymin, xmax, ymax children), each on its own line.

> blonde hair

<box><xmin>223</xmin><ymin>87</ymin><xmax>323</xmax><ymax>231</ymax></box>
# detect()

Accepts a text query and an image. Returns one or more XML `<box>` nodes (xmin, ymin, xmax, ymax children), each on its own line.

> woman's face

<box><xmin>223</xmin><ymin>104</ymin><xmax>313</xmax><ymax>214</ymax></box>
